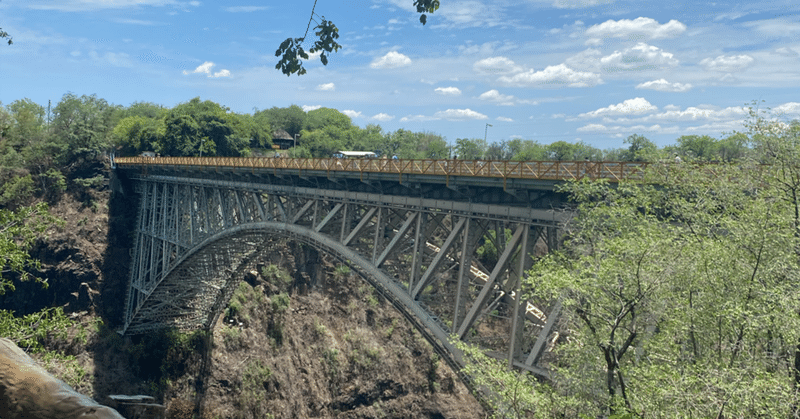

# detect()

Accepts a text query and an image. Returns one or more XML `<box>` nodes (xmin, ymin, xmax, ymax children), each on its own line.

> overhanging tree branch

<box><xmin>276</xmin><ymin>0</ymin><xmax>440</xmax><ymax>76</ymax></box>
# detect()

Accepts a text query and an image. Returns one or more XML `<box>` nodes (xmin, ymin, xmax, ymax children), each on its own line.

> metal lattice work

<box><xmin>122</xmin><ymin>173</ymin><xmax>569</xmax><ymax>377</ymax></box>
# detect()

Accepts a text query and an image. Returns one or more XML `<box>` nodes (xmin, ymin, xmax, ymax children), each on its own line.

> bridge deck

<box><xmin>114</xmin><ymin>156</ymin><xmax>647</xmax><ymax>184</ymax></box>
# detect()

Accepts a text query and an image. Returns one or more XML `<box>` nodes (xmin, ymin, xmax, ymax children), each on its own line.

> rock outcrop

<box><xmin>0</xmin><ymin>338</ymin><xmax>124</xmax><ymax>419</ymax></box>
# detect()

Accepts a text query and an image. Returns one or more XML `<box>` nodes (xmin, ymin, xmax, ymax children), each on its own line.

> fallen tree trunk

<box><xmin>0</xmin><ymin>338</ymin><xmax>124</xmax><ymax>419</ymax></box>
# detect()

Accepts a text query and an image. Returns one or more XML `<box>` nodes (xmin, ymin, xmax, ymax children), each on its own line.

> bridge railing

<box><xmin>113</xmin><ymin>156</ymin><xmax>648</xmax><ymax>182</ymax></box>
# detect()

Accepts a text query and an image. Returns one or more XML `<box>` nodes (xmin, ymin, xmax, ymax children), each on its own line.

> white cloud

<box><xmin>400</xmin><ymin>115</ymin><xmax>438</xmax><ymax>122</ymax></box>
<box><xmin>636</xmin><ymin>78</ymin><xmax>692</xmax><ymax>92</ymax></box>
<box><xmin>436</xmin><ymin>1</ymin><xmax>504</xmax><ymax>28</ymax></box>
<box><xmin>316</xmin><ymin>83</ymin><xmax>336</xmax><ymax>91</ymax></box>
<box><xmin>370</xmin><ymin>51</ymin><xmax>412</xmax><ymax>69</ymax></box>
<box><xmin>496</xmin><ymin>116</ymin><xmax>514</xmax><ymax>122</ymax></box>
<box><xmin>433</xmin><ymin>109</ymin><xmax>488</xmax><ymax>120</ymax></box>
<box><xmin>479</xmin><ymin>90</ymin><xmax>516</xmax><ymax>106</ymax></box>
<box><xmin>210</xmin><ymin>69</ymin><xmax>231</xmax><ymax>78</ymax></box>
<box><xmin>700</xmin><ymin>55</ymin><xmax>755</xmax><ymax>72</ymax></box>
<box><xmin>599</xmin><ymin>43</ymin><xmax>679</xmax><ymax>72</ymax></box>
<box><xmin>224</xmin><ymin>6</ymin><xmax>268</xmax><ymax>12</ymax></box>
<box><xmin>774</xmin><ymin>102</ymin><xmax>800</xmax><ymax>116</ymax></box>
<box><xmin>435</xmin><ymin>87</ymin><xmax>462</xmax><ymax>96</ymax></box>
<box><xmin>183</xmin><ymin>61</ymin><xmax>231</xmax><ymax>78</ymax></box>
<box><xmin>580</xmin><ymin>98</ymin><xmax>658</xmax><ymax>118</ymax></box>
<box><xmin>371</xmin><ymin>113</ymin><xmax>395</xmax><ymax>122</ymax></box>
<box><xmin>498</xmin><ymin>64</ymin><xmax>602</xmax><ymax>88</ymax></box>
<box><xmin>342</xmin><ymin>110</ymin><xmax>363</xmax><ymax>119</ymax></box>
<box><xmin>473</xmin><ymin>56</ymin><xmax>522</xmax><ymax>74</ymax></box>
<box><xmin>302</xmin><ymin>105</ymin><xmax>322</xmax><ymax>112</ymax></box>
<box><xmin>576</xmin><ymin>123</ymin><xmax>679</xmax><ymax>137</ymax></box>
<box><xmin>774</xmin><ymin>47</ymin><xmax>799</xmax><ymax>57</ymax></box>
<box><xmin>585</xmin><ymin>17</ymin><xmax>687</xmax><ymax>42</ymax></box>
<box><xmin>183</xmin><ymin>61</ymin><xmax>214</xmax><ymax>75</ymax></box>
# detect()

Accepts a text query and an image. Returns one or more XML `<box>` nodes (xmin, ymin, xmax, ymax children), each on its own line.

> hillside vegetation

<box><xmin>1</xmin><ymin>94</ymin><xmax>799</xmax><ymax>418</ymax></box>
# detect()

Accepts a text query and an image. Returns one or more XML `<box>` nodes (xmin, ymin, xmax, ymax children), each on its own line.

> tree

<box><xmin>276</xmin><ymin>0</ymin><xmax>440</xmax><ymax>76</ymax></box>
<box><xmin>160</xmin><ymin>98</ymin><xmax>252</xmax><ymax>157</ymax></box>
<box><xmin>112</xmin><ymin>115</ymin><xmax>165</xmax><ymax>155</ymax></box>
<box><xmin>0</xmin><ymin>203</ymin><xmax>61</xmax><ymax>295</ymax></box>
<box><xmin>256</xmin><ymin>105</ymin><xmax>306</xmax><ymax>138</ymax></box>
<box><xmin>620</xmin><ymin>134</ymin><xmax>658</xmax><ymax>162</ymax></box>
<box><xmin>676</xmin><ymin>134</ymin><xmax>718</xmax><ymax>161</ymax></box>
<box><xmin>454</xmin><ymin>138</ymin><xmax>486</xmax><ymax>160</ymax></box>
<box><xmin>50</xmin><ymin>93</ymin><xmax>119</xmax><ymax>165</ymax></box>
<box><xmin>0</xmin><ymin>27</ymin><xmax>11</xmax><ymax>45</ymax></box>
<box><xmin>461</xmin><ymin>121</ymin><xmax>800</xmax><ymax>417</ymax></box>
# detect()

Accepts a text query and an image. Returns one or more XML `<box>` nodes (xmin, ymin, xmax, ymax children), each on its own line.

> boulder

<box><xmin>0</xmin><ymin>338</ymin><xmax>125</xmax><ymax>419</ymax></box>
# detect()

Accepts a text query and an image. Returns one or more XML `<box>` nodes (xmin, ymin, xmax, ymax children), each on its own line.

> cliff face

<box><xmin>1</xmin><ymin>169</ymin><xmax>486</xmax><ymax>418</ymax></box>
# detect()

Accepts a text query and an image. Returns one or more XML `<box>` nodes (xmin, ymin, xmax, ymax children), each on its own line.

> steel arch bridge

<box><xmin>113</xmin><ymin>157</ymin><xmax>645</xmax><ymax>377</ymax></box>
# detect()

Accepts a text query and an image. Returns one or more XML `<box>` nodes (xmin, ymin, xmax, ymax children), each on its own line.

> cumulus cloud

<box><xmin>700</xmin><ymin>55</ymin><xmax>755</xmax><ymax>72</ymax></box>
<box><xmin>433</xmin><ymin>109</ymin><xmax>488</xmax><ymax>120</ymax></box>
<box><xmin>774</xmin><ymin>102</ymin><xmax>800</xmax><ymax>116</ymax></box>
<box><xmin>370</xmin><ymin>51</ymin><xmax>412</xmax><ymax>69</ymax></box>
<box><xmin>636</xmin><ymin>79</ymin><xmax>692</xmax><ymax>92</ymax></box>
<box><xmin>496</xmin><ymin>116</ymin><xmax>514</xmax><ymax>122</ymax></box>
<box><xmin>576</xmin><ymin>123</ymin><xmax>678</xmax><ymax>137</ymax></box>
<box><xmin>774</xmin><ymin>47</ymin><xmax>799</xmax><ymax>57</ymax></box>
<box><xmin>400</xmin><ymin>115</ymin><xmax>438</xmax><ymax>122</ymax></box>
<box><xmin>183</xmin><ymin>61</ymin><xmax>231</xmax><ymax>78</ymax></box>
<box><xmin>479</xmin><ymin>90</ymin><xmax>516</xmax><ymax>106</ymax></box>
<box><xmin>342</xmin><ymin>110</ymin><xmax>363</xmax><ymax>119</ymax></box>
<box><xmin>579</xmin><ymin>98</ymin><xmax>658</xmax><ymax>118</ymax></box>
<box><xmin>585</xmin><ymin>17</ymin><xmax>687</xmax><ymax>43</ymax></box>
<box><xmin>316</xmin><ymin>83</ymin><xmax>336</xmax><ymax>91</ymax></box>
<box><xmin>473</xmin><ymin>56</ymin><xmax>522</xmax><ymax>74</ymax></box>
<box><xmin>600</xmin><ymin>43</ymin><xmax>679</xmax><ymax>72</ymax></box>
<box><xmin>498</xmin><ymin>64</ymin><xmax>602</xmax><ymax>88</ymax></box>
<box><xmin>302</xmin><ymin>105</ymin><xmax>322</xmax><ymax>112</ymax></box>
<box><xmin>435</xmin><ymin>87</ymin><xmax>462</xmax><ymax>96</ymax></box>
<box><xmin>371</xmin><ymin>113</ymin><xmax>395</xmax><ymax>122</ymax></box>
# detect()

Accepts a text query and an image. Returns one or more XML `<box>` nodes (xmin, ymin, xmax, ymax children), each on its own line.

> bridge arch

<box><xmin>119</xmin><ymin>169</ymin><xmax>564</xmax><ymax>377</ymax></box>
<box><xmin>125</xmin><ymin>222</ymin><xmax>465</xmax><ymax>370</ymax></box>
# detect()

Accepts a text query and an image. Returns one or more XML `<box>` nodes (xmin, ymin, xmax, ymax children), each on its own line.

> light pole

<box><xmin>294</xmin><ymin>133</ymin><xmax>298</xmax><ymax>149</ymax></box>
<box><xmin>484</xmin><ymin>123</ymin><xmax>492</xmax><ymax>143</ymax></box>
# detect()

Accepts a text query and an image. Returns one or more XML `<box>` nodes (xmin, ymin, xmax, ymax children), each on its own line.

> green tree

<box><xmin>5</xmin><ymin>99</ymin><xmax>46</xmax><ymax>155</ymax></box>
<box><xmin>545</xmin><ymin>141</ymin><xmax>578</xmax><ymax>161</ymax></box>
<box><xmin>508</xmin><ymin>139</ymin><xmax>548</xmax><ymax>161</ymax></box>
<box><xmin>454</xmin><ymin>137</ymin><xmax>487</xmax><ymax>160</ymax></box>
<box><xmin>161</xmin><ymin>98</ymin><xmax>251</xmax><ymax>157</ymax></box>
<box><xmin>276</xmin><ymin>0</ymin><xmax>439</xmax><ymax>76</ymax></box>
<box><xmin>0</xmin><ymin>203</ymin><xmax>61</xmax><ymax>295</ymax></box>
<box><xmin>462</xmin><ymin>114</ymin><xmax>800</xmax><ymax>417</ymax></box>
<box><xmin>256</xmin><ymin>105</ymin><xmax>306</xmax><ymax>138</ymax></box>
<box><xmin>50</xmin><ymin>93</ymin><xmax>119</xmax><ymax>165</ymax></box>
<box><xmin>112</xmin><ymin>115</ymin><xmax>165</xmax><ymax>156</ymax></box>
<box><xmin>1</xmin><ymin>27</ymin><xmax>11</xmax><ymax>45</ymax></box>
<box><xmin>676</xmin><ymin>134</ymin><xmax>718</xmax><ymax>161</ymax></box>
<box><xmin>620</xmin><ymin>134</ymin><xmax>658</xmax><ymax>162</ymax></box>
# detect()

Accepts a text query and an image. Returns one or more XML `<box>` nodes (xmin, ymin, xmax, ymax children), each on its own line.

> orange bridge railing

<box><xmin>114</xmin><ymin>156</ymin><xmax>649</xmax><ymax>182</ymax></box>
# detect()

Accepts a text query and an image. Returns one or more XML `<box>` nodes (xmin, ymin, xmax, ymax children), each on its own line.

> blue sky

<box><xmin>1</xmin><ymin>0</ymin><xmax>799</xmax><ymax>150</ymax></box>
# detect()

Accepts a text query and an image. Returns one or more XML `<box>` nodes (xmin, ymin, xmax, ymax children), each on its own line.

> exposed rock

<box><xmin>0</xmin><ymin>338</ymin><xmax>124</xmax><ymax>419</ymax></box>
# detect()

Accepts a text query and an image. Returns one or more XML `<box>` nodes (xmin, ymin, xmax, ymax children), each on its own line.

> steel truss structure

<box><xmin>123</xmin><ymin>174</ymin><xmax>568</xmax><ymax>376</ymax></box>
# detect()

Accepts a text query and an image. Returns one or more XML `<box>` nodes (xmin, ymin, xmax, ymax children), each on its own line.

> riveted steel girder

<box><xmin>121</xmin><ymin>173</ymin><xmax>567</xmax><ymax>377</ymax></box>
